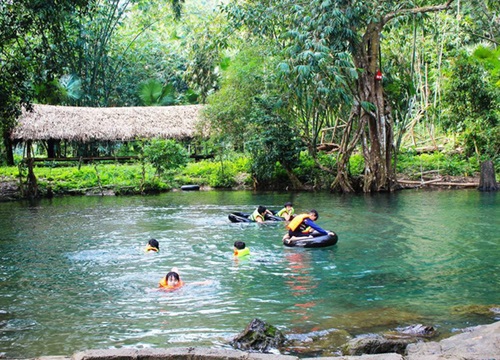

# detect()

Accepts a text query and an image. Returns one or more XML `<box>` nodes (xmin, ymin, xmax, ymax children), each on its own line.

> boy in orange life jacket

<box><xmin>286</xmin><ymin>209</ymin><xmax>334</xmax><ymax>238</ymax></box>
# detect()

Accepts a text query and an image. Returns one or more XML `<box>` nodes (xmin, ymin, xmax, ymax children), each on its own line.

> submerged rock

<box><xmin>230</xmin><ymin>318</ymin><xmax>286</xmax><ymax>353</ymax></box>
<box><xmin>451</xmin><ymin>304</ymin><xmax>500</xmax><ymax>317</ymax></box>
<box><xmin>284</xmin><ymin>328</ymin><xmax>352</xmax><ymax>357</ymax></box>
<box><xmin>384</xmin><ymin>324</ymin><xmax>437</xmax><ymax>339</ymax></box>
<box><xmin>315</xmin><ymin>307</ymin><xmax>423</xmax><ymax>334</ymax></box>
<box><xmin>341</xmin><ymin>334</ymin><xmax>412</xmax><ymax>356</ymax></box>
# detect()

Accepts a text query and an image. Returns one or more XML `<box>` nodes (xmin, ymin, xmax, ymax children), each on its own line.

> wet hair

<box><xmin>166</xmin><ymin>271</ymin><xmax>180</xmax><ymax>282</ymax></box>
<box><xmin>234</xmin><ymin>241</ymin><xmax>246</xmax><ymax>250</ymax></box>
<box><xmin>148</xmin><ymin>238</ymin><xmax>159</xmax><ymax>250</ymax></box>
<box><xmin>284</xmin><ymin>202</ymin><xmax>293</xmax><ymax>207</ymax></box>
<box><xmin>257</xmin><ymin>205</ymin><xmax>267</xmax><ymax>214</ymax></box>
<box><xmin>309</xmin><ymin>209</ymin><xmax>319</xmax><ymax>219</ymax></box>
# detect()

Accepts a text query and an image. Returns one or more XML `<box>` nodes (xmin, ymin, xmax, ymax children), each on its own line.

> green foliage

<box><xmin>181</xmin><ymin>154</ymin><xmax>250</xmax><ymax>188</ymax></box>
<box><xmin>142</xmin><ymin>139</ymin><xmax>189</xmax><ymax>175</ymax></box>
<box><xmin>396</xmin><ymin>151</ymin><xmax>481</xmax><ymax>178</ymax></box>
<box><xmin>138</xmin><ymin>79</ymin><xmax>177</xmax><ymax>106</ymax></box>
<box><xmin>184</xmin><ymin>24</ymin><xmax>224</xmax><ymax>104</ymax></box>
<box><xmin>245</xmin><ymin>96</ymin><xmax>304</xmax><ymax>184</ymax></box>
<box><xmin>205</xmin><ymin>45</ymin><xmax>269</xmax><ymax>148</ymax></box>
<box><xmin>292</xmin><ymin>152</ymin><xmax>322</xmax><ymax>185</ymax></box>
<box><xmin>472</xmin><ymin>45</ymin><xmax>500</xmax><ymax>86</ymax></box>
<box><xmin>349</xmin><ymin>154</ymin><xmax>365</xmax><ymax>177</ymax></box>
<box><xmin>442</xmin><ymin>52</ymin><xmax>499</xmax><ymax>159</ymax></box>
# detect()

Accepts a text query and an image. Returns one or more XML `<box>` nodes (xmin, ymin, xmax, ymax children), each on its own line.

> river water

<box><xmin>0</xmin><ymin>189</ymin><xmax>498</xmax><ymax>358</ymax></box>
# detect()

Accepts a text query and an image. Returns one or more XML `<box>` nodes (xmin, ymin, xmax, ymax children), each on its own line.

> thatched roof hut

<box><xmin>11</xmin><ymin>104</ymin><xmax>206</xmax><ymax>142</ymax></box>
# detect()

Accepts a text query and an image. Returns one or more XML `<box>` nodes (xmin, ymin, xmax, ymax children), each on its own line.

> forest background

<box><xmin>0</xmin><ymin>0</ymin><xmax>499</xmax><ymax>197</ymax></box>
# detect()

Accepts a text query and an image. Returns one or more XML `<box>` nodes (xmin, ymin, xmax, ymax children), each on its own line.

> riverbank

<box><xmin>0</xmin><ymin>174</ymin><xmax>484</xmax><ymax>202</ymax></box>
<box><xmin>14</xmin><ymin>321</ymin><xmax>500</xmax><ymax>360</ymax></box>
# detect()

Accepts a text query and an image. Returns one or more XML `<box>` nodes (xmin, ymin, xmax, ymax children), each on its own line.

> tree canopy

<box><xmin>1</xmin><ymin>0</ymin><xmax>498</xmax><ymax>192</ymax></box>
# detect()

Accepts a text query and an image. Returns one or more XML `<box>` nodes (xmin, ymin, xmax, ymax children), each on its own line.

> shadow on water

<box><xmin>0</xmin><ymin>189</ymin><xmax>498</xmax><ymax>358</ymax></box>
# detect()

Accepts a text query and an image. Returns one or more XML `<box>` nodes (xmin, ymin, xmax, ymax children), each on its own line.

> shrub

<box><xmin>142</xmin><ymin>139</ymin><xmax>189</xmax><ymax>175</ymax></box>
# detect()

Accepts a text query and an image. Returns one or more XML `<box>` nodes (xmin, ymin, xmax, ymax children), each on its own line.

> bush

<box><xmin>181</xmin><ymin>154</ymin><xmax>250</xmax><ymax>188</ymax></box>
<box><xmin>396</xmin><ymin>151</ymin><xmax>481</xmax><ymax>178</ymax></box>
<box><xmin>142</xmin><ymin>139</ymin><xmax>189</xmax><ymax>175</ymax></box>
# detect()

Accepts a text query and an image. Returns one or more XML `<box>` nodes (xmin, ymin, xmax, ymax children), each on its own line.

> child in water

<box><xmin>159</xmin><ymin>267</ymin><xmax>184</xmax><ymax>290</ymax></box>
<box><xmin>234</xmin><ymin>241</ymin><xmax>250</xmax><ymax>257</ymax></box>
<box><xmin>277</xmin><ymin>202</ymin><xmax>295</xmax><ymax>221</ymax></box>
<box><xmin>248</xmin><ymin>205</ymin><xmax>273</xmax><ymax>223</ymax></box>
<box><xmin>145</xmin><ymin>238</ymin><xmax>159</xmax><ymax>252</ymax></box>
<box><xmin>158</xmin><ymin>267</ymin><xmax>212</xmax><ymax>290</ymax></box>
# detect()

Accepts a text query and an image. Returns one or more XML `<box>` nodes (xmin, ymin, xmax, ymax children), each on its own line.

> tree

<box><xmin>246</xmin><ymin>97</ymin><xmax>305</xmax><ymax>190</ymax></box>
<box><xmin>0</xmin><ymin>0</ymin><xmax>91</xmax><ymax>165</ymax></box>
<box><xmin>223</xmin><ymin>0</ymin><xmax>456</xmax><ymax>192</ymax></box>
<box><xmin>142</xmin><ymin>139</ymin><xmax>189</xmax><ymax>175</ymax></box>
<box><xmin>0</xmin><ymin>0</ymin><xmax>192</xmax><ymax>165</ymax></box>
<box><xmin>442</xmin><ymin>51</ymin><xmax>499</xmax><ymax>159</ymax></box>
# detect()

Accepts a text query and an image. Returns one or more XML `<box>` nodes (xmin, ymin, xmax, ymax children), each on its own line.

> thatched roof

<box><xmin>11</xmin><ymin>104</ymin><xmax>206</xmax><ymax>142</ymax></box>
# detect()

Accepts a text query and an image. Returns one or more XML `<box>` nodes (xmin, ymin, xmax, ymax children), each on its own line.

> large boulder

<box><xmin>406</xmin><ymin>321</ymin><xmax>500</xmax><ymax>360</ymax></box>
<box><xmin>230</xmin><ymin>318</ymin><xmax>286</xmax><ymax>353</ymax></box>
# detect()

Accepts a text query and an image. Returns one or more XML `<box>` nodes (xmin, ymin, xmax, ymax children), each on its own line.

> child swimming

<box><xmin>159</xmin><ymin>267</ymin><xmax>184</xmax><ymax>290</ymax></box>
<box><xmin>234</xmin><ymin>241</ymin><xmax>250</xmax><ymax>257</ymax></box>
<box><xmin>145</xmin><ymin>238</ymin><xmax>159</xmax><ymax>252</ymax></box>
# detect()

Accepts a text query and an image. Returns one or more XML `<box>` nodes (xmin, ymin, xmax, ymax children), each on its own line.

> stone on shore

<box><xmin>406</xmin><ymin>321</ymin><xmax>500</xmax><ymax>360</ymax></box>
<box><xmin>341</xmin><ymin>334</ymin><xmax>412</xmax><ymax>356</ymax></box>
<box><xmin>230</xmin><ymin>318</ymin><xmax>286</xmax><ymax>353</ymax></box>
<box><xmin>24</xmin><ymin>321</ymin><xmax>500</xmax><ymax>360</ymax></box>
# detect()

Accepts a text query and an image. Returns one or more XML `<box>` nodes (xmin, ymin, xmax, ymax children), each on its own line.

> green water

<box><xmin>0</xmin><ymin>190</ymin><xmax>498</xmax><ymax>358</ymax></box>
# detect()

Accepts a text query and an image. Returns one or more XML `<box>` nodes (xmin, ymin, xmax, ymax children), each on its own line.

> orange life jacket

<box><xmin>159</xmin><ymin>277</ymin><xmax>184</xmax><ymax>290</ymax></box>
<box><xmin>286</xmin><ymin>214</ymin><xmax>312</xmax><ymax>232</ymax></box>
<box><xmin>145</xmin><ymin>245</ymin><xmax>159</xmax><ymax>252</ymax></box>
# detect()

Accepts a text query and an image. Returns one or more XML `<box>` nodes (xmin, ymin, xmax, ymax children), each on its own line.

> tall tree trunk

<box><xmin>47</xmin><ymin>139</ymin><xmax>57</xmax><ymax>158</ymax></box>
<box><xmin>25</xmin><ymin>141</ymin><xmax>38</xmax><ymax>199</ymax></box>
<box><xmin>353</xmin><ymin>22</ymin><xmax>395</xmax><ymax>192</ymax></box>
<box><xmin>3</xmin><ymin>130</ymin><xmax>14</xmax><ymax>166</ymax></box>
<box><xmin>332</xmin><ymin>110</ymin><xmax>364</xmax><ymax>193</ymax></box>
<box><xmin>331</xmin><ymin>1</ymin><xmax>454</xmax><ymax>193</ymax></box>
<box><xmin>478</xmin><ymin>160</ymin><xmax>498</xmax><ymax>191</ymax></box>
<box><xmin>282</xmin><ymin>164</ymin><xmax>305</xmax><ymax>190</ymax></box>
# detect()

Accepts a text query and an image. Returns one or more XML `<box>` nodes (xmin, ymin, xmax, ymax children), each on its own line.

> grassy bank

<box><xmin>0</xmin><ymin>151</ymin><xmax>491</xmax><ymax>196</ymax></box>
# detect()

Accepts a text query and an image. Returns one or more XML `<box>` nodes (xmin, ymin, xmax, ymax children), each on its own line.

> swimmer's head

<box><xmin>284</xmin><ymin>202</ymin><xmax>293</xmax><ymax>207</ymax></box>
<box><xmin>165</xmin><ymin>270</ymin><xmax>180</xmax><ymax>286</ymax></box>
<box><xmin>258</xmin><ymin>205</ymin><xmax>267</xmax><ymax>214</ymax></box>
<box><xmin>234</xmin><ymin>241</ymin><xmax>246</xmax><ymax>250</ymax></box>
<box><xmin>148</xmin><ymin>238</ymin><xmax>159</xmax><ymax>250</ymax></box>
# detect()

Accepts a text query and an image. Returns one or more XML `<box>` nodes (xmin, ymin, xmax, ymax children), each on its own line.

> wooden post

<box><xmin>478</xmin><ymin>160</ymin><xmax>498</xmax><ymax>192</ymax></box>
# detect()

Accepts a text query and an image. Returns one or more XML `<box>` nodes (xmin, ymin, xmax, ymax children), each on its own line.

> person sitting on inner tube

<box><xmin>234</xmin><ymin>241</ymin><xmax>250</xmax><ymax>257</ymax></box>
<box><xmin>277</xmin><ymin>202</ymin><xmax>295</xmax><ymax>221</ymax></box>
<box><xmin>159</xmin><ymin>267</ymin><xmax>184</xmax><ymax>290</ymax></box>
<box><xmin>145</xmin><ymin>238</ymin><xmax>159</xmax><ymax>252</ymax></box>
<box><xmin>285</xmin><ymin>209</ymin><xmax>334</xmax><ymax>238</ymax></box>
<box><xmin>248</xmin><ymin>205</ymin><xmax>273</xmax><ymax>223</ymax></box>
